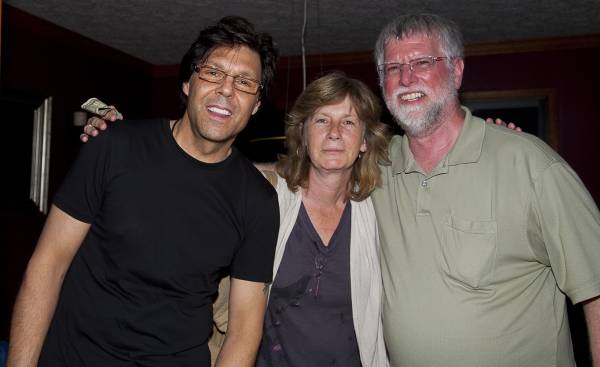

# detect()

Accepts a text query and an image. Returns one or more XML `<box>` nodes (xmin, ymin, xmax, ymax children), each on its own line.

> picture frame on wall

<box><xmin>461</xmin><ymin>89</ymin><xmax>558</xmax><ymax>150</ymax></box>
<box><xmin>30</xmin><ymin>96</ymin><xmax>52</xmax><ymax>214</ymax></box>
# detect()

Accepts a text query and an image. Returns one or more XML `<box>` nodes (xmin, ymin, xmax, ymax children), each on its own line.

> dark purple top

<box><xmin>256</xmin><ymin>202</ymin><xmax>361</xmax><ymax>367</ymax></box>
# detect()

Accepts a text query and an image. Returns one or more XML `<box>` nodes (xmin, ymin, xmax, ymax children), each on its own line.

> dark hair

<box><xmin>276</xmin><ymin>72</ymin><xmax>390</xmax><ymax>201</ymax></box>
<box><xmin>178</xmin><ymin>16</ymin><xmax>278</xmax><ymax>105</ymax></box>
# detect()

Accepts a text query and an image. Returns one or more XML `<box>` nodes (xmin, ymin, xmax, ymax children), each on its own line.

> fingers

<box><xmin>81</xmin><ymin>117</ymin><xmax>105</xmax><ymax>143</ymax></box>
<box><xmin>80</xmin><ymin>118</ymin><xmax>104</xmax><ymax>142</ymax></box>
<box><xmin>104</xmin><ymin>106</ymin><xmax>123</xmax><ymax>121</ymax></box>
<box><xmin>485</xmin><ymin>117</ymin><xmax>507</xmax><ymax>126</ymax></box>
<box><xmin>504</xmin><ymin>121</ymin><xmax>522</xmax><ymax>131</ymax></box>
<box><xmin>83</xmin><ymin>124</ymin><xmax>98</xmax><ymax>137</ymax></box>
<box><xmin>86</xmin><ymin>117</ymin><xmax>107</xmax><ymax>131</ymax></box>
<box><xmin>485</xmin><ymin>117</ymin><xmax>522</xmax><ymax>132</ymax></box>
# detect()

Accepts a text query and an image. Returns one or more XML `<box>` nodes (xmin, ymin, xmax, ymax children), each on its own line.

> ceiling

<box><xmin>6</xmin><ymin>0</ymin><xmax>600</xmax><ymax>65</ymax></box>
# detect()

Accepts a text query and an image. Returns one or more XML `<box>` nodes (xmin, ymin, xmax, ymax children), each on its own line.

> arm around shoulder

<box><xmin>7</xmin><ymin>205</ymin><xmax>90</xmax><ymax>367</ymax></box>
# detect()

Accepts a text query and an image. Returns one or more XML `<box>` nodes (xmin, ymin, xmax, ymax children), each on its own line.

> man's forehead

<box><xmin>384</xmin><ymin>34</ymin><xmax>440</xmax><ymax>58</ymax></box>
<box><xmin>204</xmin><ymin>46</ymin><xmax>261</xmax><ymax>76</ymax></box>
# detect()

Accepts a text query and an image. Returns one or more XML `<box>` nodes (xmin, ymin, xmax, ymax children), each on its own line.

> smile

<box><xmin>399</xmin><ymin>92</ymin><xmax>425</xmax><ymax>101</ymax></box>
<box><xmin>207</xmin><ymin>105</ymin><xmax>232</xmax><ymax>117</ymax></box>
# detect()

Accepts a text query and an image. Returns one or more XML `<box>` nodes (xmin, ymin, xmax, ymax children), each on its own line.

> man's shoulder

<box><xmin>94</xmin><ymin>118</ymin><xmax>167</xmax><ymax>144</ymax></box>
<box><xmin>111</xmin><ymin>118</ymin><xmax>166</xmax><ymax>134</ymax></box>
<box><xmin>231</xmin><ymin>153</ymin><xmax>278</xmax><ymax>199</ymax></box>
<box><xmin>483</xmin><ymin>122</ymin><xmax>564</xmax><ymax>168</ymax></box>
<box><xmin>385</xmin><ymin>134</ymin><xmax>404</xmax><ymax>162</ymax></box>
<box><xmin>389</xmin><ymin>134</ymin><xmax>404</xmax><ymax>149</ymax></box>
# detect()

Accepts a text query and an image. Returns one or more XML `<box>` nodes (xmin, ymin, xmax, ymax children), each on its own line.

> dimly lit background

<box><xmin>2</xmin><ymin>1</ymin><xmax>600</xmax><ymax>365</ymax></box>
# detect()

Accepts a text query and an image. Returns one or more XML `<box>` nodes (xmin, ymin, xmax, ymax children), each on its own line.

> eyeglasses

<box><xmin>192</xmin><ymin>64</ymin><xmax>263</xmax><ymax>95</ymax></box>
<box><xmin>378</xmin><ymin>56</ymin><xmax>448</xmax><ymax>76</ymax></box>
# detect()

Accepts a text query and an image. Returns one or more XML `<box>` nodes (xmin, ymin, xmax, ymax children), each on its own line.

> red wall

<box><xmin>462</xmin><ymin>48</ymin><xmax>600</xmax><ymax>201</ymax></box>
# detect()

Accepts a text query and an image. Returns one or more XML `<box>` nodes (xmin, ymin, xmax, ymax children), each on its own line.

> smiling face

<box><xmin>382</xmin><ymin>33</ymin><xmax>463</xmax><ymax>137</ymax></box>
<box><xmin>305</xmin><ymin>96</ymin><xmax>367</xmax><ymax>175</ymax></box>
<box><xmin>182</xmin><ymin>45</ymin><xmax>262</xmax><ymax>149</ymax></box>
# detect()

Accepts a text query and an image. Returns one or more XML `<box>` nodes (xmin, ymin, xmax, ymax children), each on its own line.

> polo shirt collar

<box><xmin>391</xmin><ymin>107</ymin><xmax>484</xmax><ymax>174</ymax></box>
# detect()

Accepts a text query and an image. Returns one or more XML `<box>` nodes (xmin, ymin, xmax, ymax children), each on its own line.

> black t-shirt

<box><xmin>39</xmin><ymin>119</ymin><xmax>279</xmax><ymax>367</ymax></box>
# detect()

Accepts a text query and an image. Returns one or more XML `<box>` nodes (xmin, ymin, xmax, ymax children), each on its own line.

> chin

<box><xmin>393</xmin><ymin>104</ymin><xmax>443</xmax><ymax>137</ymax></box>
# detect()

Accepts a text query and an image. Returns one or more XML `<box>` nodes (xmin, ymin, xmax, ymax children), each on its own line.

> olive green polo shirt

<box><xmin>372</xmin><ymin>108</ymin><xmax>600</xmax><ymax>367</ymax></box>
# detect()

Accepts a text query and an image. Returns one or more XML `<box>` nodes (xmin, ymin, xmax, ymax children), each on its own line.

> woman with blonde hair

<box><xmin>256</xmin><ymin>72</ymin><xmax>389</xmax><ymax>366</ymax></box>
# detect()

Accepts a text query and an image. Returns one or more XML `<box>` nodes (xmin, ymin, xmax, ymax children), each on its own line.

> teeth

<box><xmin>207</xmin><ymin>106</ymin><xmax>232</xmax><ymax>116</ymax></box>
<box><xmin>400</xmin><ymin>92</ymin><xmax>424</xmax><ymax>101</ymax></box>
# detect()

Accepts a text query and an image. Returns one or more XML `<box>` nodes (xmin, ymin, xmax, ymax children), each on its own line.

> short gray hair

<box><xmin>374</xmin><ymin>14</ymin><xmax>464</xmax><ymax>84</ymax></box>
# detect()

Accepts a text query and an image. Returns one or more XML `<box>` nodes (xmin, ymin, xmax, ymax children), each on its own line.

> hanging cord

<box><xmin>284</xmin><ymin>1</ymin><xmax>295</xmax><ymax>115</ymax></box>
<box><xmin>317</xmin><ymin>0</ymin><xmax>323</xmax><ymax>76</ymax></box>
<box><xmin>301</xmin><ymin>0</ymin><xmax>308</xmax><ymax>89</ymax></box>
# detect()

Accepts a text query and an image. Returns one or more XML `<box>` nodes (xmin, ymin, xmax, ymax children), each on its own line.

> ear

<box><xmin>360</xmin><ymin>137</ymin><xmax>367</xmax><ymax>153</ymax></box>
<box><xmin>182</xmin><ymin>81</ymin><xmax>190</xmax><ymax>97</ymax></box>
<box><xmin>251</xmin><ymin>99</ymin><xmax>261</xmax><ymax>115</ymax></box>
<box><xmin>452</xmin><ymin>58</ymin><xmax>465</xmax><ymax>90</ymax></box>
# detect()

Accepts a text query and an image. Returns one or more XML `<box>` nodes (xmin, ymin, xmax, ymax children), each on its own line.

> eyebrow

<box><xmin>313</xmin><ymin>112</ymin><xmax>358</xmax><ymax>119</ymax></box>
<box><xmin>203</xmin><ymin>61</ymin><xmax>260</xmax><ymax>79</ymax></box>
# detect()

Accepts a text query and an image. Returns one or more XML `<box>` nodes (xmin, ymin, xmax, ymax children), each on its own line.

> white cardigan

<box><xmin>272</xmin><ymin>176</ymin><xmax>389</xmax><ymax>367</ymax></box>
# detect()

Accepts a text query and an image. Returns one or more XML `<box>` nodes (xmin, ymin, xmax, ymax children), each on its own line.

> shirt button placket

<box><xmin>416</xmin><ymin>176</ymin><xmax>431</xmax><ymax>216</ymax></box>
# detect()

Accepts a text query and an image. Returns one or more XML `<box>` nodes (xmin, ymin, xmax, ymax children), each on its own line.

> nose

<box><xmin>399</xmin><ymin>65</ymin><xmax>416</xmax><ymax>86</ymax></box>
<box><xmin>216</xmin><ymin>75</ymin><xmax>235</xmax><ymax>97</ymax></box>
<box><xmin>327</xmin><ymin>121</ymin><xmax>341</xmax><ymax>139</ymax></box>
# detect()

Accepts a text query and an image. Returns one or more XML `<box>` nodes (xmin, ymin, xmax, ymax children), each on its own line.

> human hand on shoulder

<box><xmin>79</xmin><ymin>103</ymin><xmax>123</xmax><ymax>143</ymax></box>
<box><xmin>485</xmin><ymin>117</ymin><xmax>522</xmax><ymax>132</ymax></box>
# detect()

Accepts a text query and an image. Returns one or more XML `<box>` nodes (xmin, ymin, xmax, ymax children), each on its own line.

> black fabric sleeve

<box><xmin>230</xmin><ymin>185</ymin><xmax>279</xmax><ymax>283</ymax></box>
<box><xmin>53</xmin><ymin>130</ymin><xmax>113</xmax><ymax>223</ymax></box>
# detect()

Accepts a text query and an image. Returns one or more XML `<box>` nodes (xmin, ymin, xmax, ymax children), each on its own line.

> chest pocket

<box><xmin>443</xmin><ymin>216</ymin><xmax>497</xmax><ymax>289</ymax></box>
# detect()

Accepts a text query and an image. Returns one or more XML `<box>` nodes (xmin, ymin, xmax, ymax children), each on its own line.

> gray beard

<box><xmin>390</xmin><ymin>101</ymin><xmax>443</xmax><ymax>137</ymax></box>
<box><xmin>385</xmin><ymin>78</ymin><xmax>458</xmax><ymax>138</ymax></box>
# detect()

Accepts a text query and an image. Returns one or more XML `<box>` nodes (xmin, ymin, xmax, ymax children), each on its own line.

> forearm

<box><xmin>584</xmin><ymin>296</ymin><xmax>600</xmax><ymax>367</ymax></box>
<box><xmin>214</xmin><ymin>322</ymin><xmax>263</xmax><ymax>367</ymax></box>
<box><xmin>214</xmin><ymin>278</ymin><xmax>268</xmax><ymax>367</ymax></box>
<box><xmin>7</xmin><ymin>263</ymin><xmax>65</xmax><ymax>367</ymax></box>
<box><xmin>7</xmin><ymin>205</ymin><xmax>89</xmax><ymax>367</ymax></box>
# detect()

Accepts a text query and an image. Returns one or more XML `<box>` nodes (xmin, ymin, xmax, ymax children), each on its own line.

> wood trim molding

<box><xmin>278</xmin><ymin>50</ymin><xmax>374</xmax><ymax>69</ymax></box>
<box><xmin>465</xmin><ymin>34</ymin><xmax>600</xmax><ymax>56</ymax></box>
<box><xmin>278</xmin><ymin>34</ymin><xmax>600</xmax><ymax>68</ymax></box>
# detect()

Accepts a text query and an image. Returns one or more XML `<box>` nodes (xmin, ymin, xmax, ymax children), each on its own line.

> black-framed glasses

<box><xmin>378</xmin><ymin>56</ymin><xmax>448</xmax><ymax>76</ymax></box>
<box><xmin>192</xmin><ymin>64</ymin><xmax>262</xmax><ymax>95</ymax></box>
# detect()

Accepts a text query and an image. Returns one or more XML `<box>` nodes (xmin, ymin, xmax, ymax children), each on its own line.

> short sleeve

<box><xmin>230</xmin><ymin>186</ymin><xmax>279</xmax><ymax>283</ymax></box>
<box><xmin>533</xmin><ymin>162</ymin><xmax>600</xmax><ymax>304</ymax></box>
<box><xmin>53</xmin><ymin>132</ymin><xmax>113</xmax><ymax>223</ymax></box>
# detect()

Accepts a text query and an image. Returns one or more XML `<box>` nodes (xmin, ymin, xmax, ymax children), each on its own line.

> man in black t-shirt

<box><xmin>8</xmin><ymin>17</ymin><xmax>279</xmax><ymax>367</ymax></box>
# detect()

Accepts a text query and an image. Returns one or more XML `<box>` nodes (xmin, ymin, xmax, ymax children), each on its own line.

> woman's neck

<box><xmin>302</xmin><ymin>168</ymin><xmax>351</xmax><ymax>208</ymax></box>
